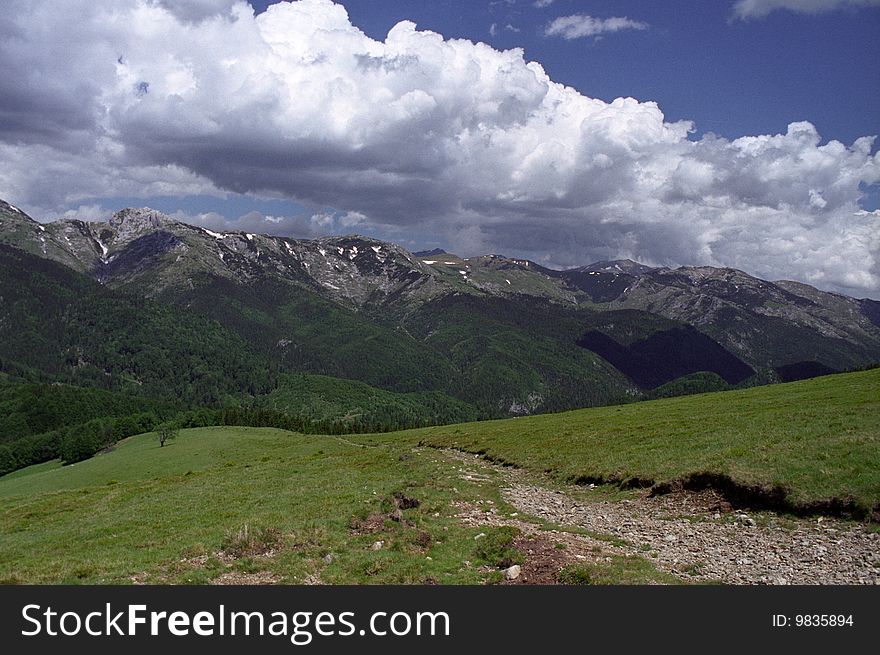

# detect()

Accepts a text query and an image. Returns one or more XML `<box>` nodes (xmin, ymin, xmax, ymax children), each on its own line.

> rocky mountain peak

<box><xmin>414</xmin><ymin>248</ymin><xmax>447</xmax><ymax>257</ymax></box>
<box><xmin>0</xmin><ymin>199</ymin><xmax>36</xmax><ymax>224</ymax></box>
<box><xmin>109</xmin><ymin>207</ymin><xmax>173</xmax><ymax>233</ymax></box>
<box><xmin>580</xmin><ymin>259</ymin><xmax>655</xmax><ymax>276</ymax></box>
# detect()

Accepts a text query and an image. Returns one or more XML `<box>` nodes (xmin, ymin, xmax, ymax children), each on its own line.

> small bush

<box><xmin>557</xmin><ymin>556</ymin><xmax>679</xmax><ymax>585</ymax></box>
<box><xmin>70</xmin><ymin>563</ymin><xmax>97</xmax><ymax>580</ymax></box>
<box><xmin>558</xmin><ymin>564</ymin><xmax>594</xmax><ymax>585</ymax></box>
<box><xmin>221</xmin><ymin>525</ymin><xmax>282</xmax><ymax>558</ymax></box>
<box><xmin>234</xmin><ymin>557</ymin><xmax>260</xmax><ymax>574</ymax></box>
<box><xmin>473</xmin><ymin>526</ymin><xmax>523</xmax><ymax>568</ymax></box>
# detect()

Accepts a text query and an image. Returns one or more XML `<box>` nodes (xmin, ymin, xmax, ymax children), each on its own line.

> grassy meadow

<box><xmin>407</xmin><ymin>368</ymin><xmax>880</xmax><ymax>511</ymax></box>
<box><xmin>0</xmin><ymin>368</ymin><xmax>877</xmax><ymax>584</ymax></box>
<box><xmin>0</xmin><ymin>427</ymin><xmax>522</xmax><ymax>584</ymax></box>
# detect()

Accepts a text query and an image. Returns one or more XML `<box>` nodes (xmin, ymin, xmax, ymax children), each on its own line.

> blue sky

<box><xmin>1</xmin><ymin>0</ymin><xmax>878</xmax><ymax>296</ymax></box>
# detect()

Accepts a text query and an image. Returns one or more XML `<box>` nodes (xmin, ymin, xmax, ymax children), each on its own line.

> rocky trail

<box><xmin>440</xmin><ymin>450</ymin><xmax>880</xmax><ymax>585</ymax></box>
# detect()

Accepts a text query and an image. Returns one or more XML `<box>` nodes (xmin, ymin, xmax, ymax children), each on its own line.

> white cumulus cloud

<box><xmin>0</xmin><ymin>0</ymin><xmax>877</xmax><ymax>297</ymax></box>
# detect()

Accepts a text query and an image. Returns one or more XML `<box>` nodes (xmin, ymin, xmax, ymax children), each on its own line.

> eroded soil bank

<box><xmin>443</xmin><ymin>450</ymin><xmax>880</xmax><ymax>585</ymax></box>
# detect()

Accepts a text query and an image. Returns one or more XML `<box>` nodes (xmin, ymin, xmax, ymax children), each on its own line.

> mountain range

<box><xmin>1</xmin><ymin>197</ymin><xmax>879</xmax><ymax>430</ymax></box>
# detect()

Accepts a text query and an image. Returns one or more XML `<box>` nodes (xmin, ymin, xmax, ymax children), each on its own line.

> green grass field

<box><xmin>0</xmin><ymin>369</ymin><xmax>877</xmax><ymax>584</ymax></box>
<box><xmin>406</xmin><ymin>368</ymin><xmax>880</xmax><ymax>513</ymax></box>
<box><xmin>0</xmin><ymin>427</ymin><xmax>525</xmax><ymax>584</ymax></box>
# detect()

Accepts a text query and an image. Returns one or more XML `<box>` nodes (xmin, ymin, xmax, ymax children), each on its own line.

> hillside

<box><xmin>412</xmin><ymin>368</ymin><xmax>880</xmax><ymax>515</ymax></box>
<box><xmin>0</xmin><ymin>243</ymin><xmax>277</xmax><ymax>403</ymax></box>
<box><xmin>255</xmin><ymin>373</ymin><xmax>478</xmax><ymax>430</ymax></box>
<box><xmin>1</xmin><ymin>369</ymin><xmax>877</xmax><ymax>585</ymax></box>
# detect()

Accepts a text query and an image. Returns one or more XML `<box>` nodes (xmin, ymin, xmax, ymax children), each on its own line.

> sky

<box><xmin>0</xmin><ymin>0</ymin><xmax>878</xmax><ymax>297</ymax></box>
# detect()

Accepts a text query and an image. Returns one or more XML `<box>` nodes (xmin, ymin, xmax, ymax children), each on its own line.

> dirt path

<box><xmin>440</xmin><ymin>449</ymin><xmax>880</xmax><ymax>585</ymax></box>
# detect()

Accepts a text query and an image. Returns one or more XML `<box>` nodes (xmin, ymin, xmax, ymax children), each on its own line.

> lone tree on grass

<box><xmin>157</xmin><ymin>424</ymin><xmax>179</xmax><ymax>447</ymax></box>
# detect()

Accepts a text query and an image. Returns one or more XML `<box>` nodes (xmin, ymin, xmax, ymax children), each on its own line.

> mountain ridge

<box><xmin>2</xmin><ymin>199</ymin><xmax>879</xmax><ymax>397</ymax></box>
<box><xmin>4</xmin><ymin>200</ymin><xmax>877</xmax><ymax>301</ymax></box>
